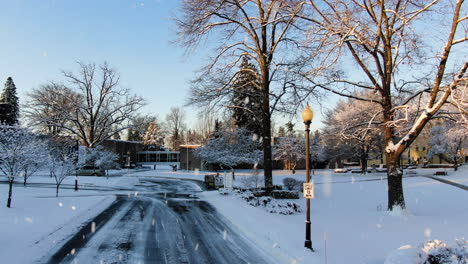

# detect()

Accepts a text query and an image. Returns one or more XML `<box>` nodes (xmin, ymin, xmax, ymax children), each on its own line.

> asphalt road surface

<box><xmin>47</xmin><ymin>178</ymin><xmax>273</xmax><ymax>264</ymax></box>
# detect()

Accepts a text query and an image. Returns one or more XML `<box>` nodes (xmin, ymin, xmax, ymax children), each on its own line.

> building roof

<box><xmin>179</xmin><ymin>144</ymin><xmax>202</xmax><ymax>149</ymax></box>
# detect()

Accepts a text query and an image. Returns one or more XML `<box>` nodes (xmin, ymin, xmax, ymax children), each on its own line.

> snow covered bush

<box><xmin>270</xmin><ymin>190</ymin><xmax>299</xmax><ymax>199</ymax></box>
<box><xmin>265</xmin><ymin>199</ymin><xmax>302</xmax><ymax>215</ymax></box>
<box><xmin>428</xmin><ymin>123</ymin><xmax>467</xmax><ymax>171</ymax></box>
<box><xmin>238</xmin><ymin>190</ymin><xmax>301</xmax><ymax>215</ymax></box>
<box><xmin>385</xmin><ymin>239</ymin><xmax>468</xmax><ymax>264</ymax></box>
<box><xmin>237</xmin><ymin>174</ymin><xmax>264</xmax><ymax>190</ymax></box>
<box><xmin>453</xmin><ymin>239</ymin><xmax>468</xmax><ymax>264</ymax></box>
<box><xmin>85</xmin><ymin>146</ymin><xmax>119</xmax><ymax>176</ymax></box>
<box><xmin>0</xmin><ymin>126</ymin><xmax>48</xmax><ymax>207</ymax></box>
<box><xmin>195</xmin><ymin>128</ymin><xmax>263</xmax><ymax>178</ymax></box>
<box><xmin>282</xmin><ymin>177</ymin><xmax>298</xmax><ymax>190</ymax></box>
<box><xmin>273</xmin><ymin>136</ymin><xmax>305</xmax><ymax>173</ymax></box>
<box><xmin>422</xmin><ymin>240</ymin><xmax>455</xmax><ymax>264</ymax></box>
<box><xmin>48</xmin><ymin>141</ymin><xmax>78</xmax><ymax>197</ymax></box>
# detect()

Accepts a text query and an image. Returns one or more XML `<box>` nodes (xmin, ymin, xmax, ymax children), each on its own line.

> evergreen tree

<box><xmin>126</xmin><ymin>115</ymin><xmax>157</xmax><ymax>141</ymax></box>
<box><xmin>143</xmin><ymin>121</ymin><xmax>164</xmax><ymax>150</ymax></box>
<box><xmin>277</xmin><ymin>126</ymin><xmax>286</xmax><ymax>137</ymax></box>
<box><xmin>0</xmin><ymin>77</ymin><xmax>19</xmax><ymax>125</ymax></box>
<box><xmin>212</xmin><ymin>119</ymin><xmax>223</xmax><ymax>138</ymax></box>
<box><xmin>112</xmin><ymin>130</ymin><xmax>121</xmax><ymax>140</ymax></box>
<box><xmin>231</xmin><ymin>57</ymin><xmax>263</xmax><ymax>137</ymax></box>
<box><xmin>286</xmin><ymin>122</ymin><xmax>295</xmax><ymax>134</ymax></box>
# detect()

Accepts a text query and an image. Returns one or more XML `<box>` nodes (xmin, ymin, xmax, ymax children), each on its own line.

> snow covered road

<box><xmin>47</xmin><ymin>178</ymin><xmax>273</xmax><ymax>264</ymax></box>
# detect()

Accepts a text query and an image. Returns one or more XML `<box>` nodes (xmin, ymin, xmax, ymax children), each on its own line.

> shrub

<box><xmin>271</xmin><ymin>190</ymin><xmax>299</xmax><ymax>199</ymax></box>
<box><xmin>283</xmin><ymin>177</ymin><xmax>298</xmax><ymax>190</ymax></box>
<box><xmin>384</xmin><ymin>239</ymin><xmax>467</xmax><ymax>264</ymax></box>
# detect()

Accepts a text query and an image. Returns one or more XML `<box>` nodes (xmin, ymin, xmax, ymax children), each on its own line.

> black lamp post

<box><xmin>75</xmin><ymin>139</ymin><xmax>79</xmax><ymax>191</ymax></box>
<box><xmin>302</xmin><ymin>104</ymin><xmax>314</xmax><ymax>251</ymax></box>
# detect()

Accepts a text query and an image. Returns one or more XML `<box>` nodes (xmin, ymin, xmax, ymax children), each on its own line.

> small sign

<box><xmin>303</xmin><ymin>182</ymin><xmax>315</xmax><ymax>199</ymax></box>
<box><xmin>224</xmin><ymin>172</ymin><xmax>233</xmax><ymax>189</ymax></box>
<box><xmin>215</xmin><ymin>176</ymin><xmax>224</xmax><ymax>187</ymax></box>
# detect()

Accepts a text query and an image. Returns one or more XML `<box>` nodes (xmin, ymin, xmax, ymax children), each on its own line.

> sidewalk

<box><xmin>424</xmin><ymin>175</ymin><xmax>468</xmax><ymax>191</ymax></box>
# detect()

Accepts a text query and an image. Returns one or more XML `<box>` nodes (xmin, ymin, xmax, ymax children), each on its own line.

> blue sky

<box><xmin>0</xmin><ymin>1</ymin><xmax>207</xmax><ymax>124</ymax></box>
<box><xmin>0</xmin><ymin>0</ymin><xmax>326</xmax><ymax>132</ymax></box>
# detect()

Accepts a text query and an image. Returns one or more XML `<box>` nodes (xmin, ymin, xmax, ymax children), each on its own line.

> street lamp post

<box><xmin>302</xmin><ymin>104</ymin><xmax>314</xmax><ymax>251</ymax></box>
<box><xmin>75</xmin><ymin>139</ymin><xmax>79</xmax><ymax>191</ymax></box>
<box><xmin>75</xmin><ymin>172</ymin><xmax>79</xmax><ymax>191</ymax></box>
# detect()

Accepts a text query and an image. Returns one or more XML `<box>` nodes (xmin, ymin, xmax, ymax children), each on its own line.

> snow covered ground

<box><xmin>135</xmin><ymin>165</ymin><xmax>468</xmax><ymax>264</ymax></box>
<box><xmin>0</xmin><ymin>173</ymin><xmax>138</xmax><ymax>264</ymax></box>
<box><xmin>0</xmin><ymin>165</ymin><xmax>466</xmax><ymax>263</ymax></box>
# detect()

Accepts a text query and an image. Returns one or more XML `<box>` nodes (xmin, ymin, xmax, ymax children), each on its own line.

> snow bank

<box><xmin>0</xmin><ymin>175</ymin><xmax>119</xmax><ymax>264</ymax></box>
<box><xmin>201</xmin><ymin>169</ymin><xmax>468</xmax><ymax>264</ymax></box>
<box><xmin>385</xmin><ymin>239</ymin><xmax>468</xmax><ymax>264</ymax></box>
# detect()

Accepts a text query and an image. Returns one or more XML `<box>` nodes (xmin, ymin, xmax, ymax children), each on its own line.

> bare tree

<box><xmin>0</xmin><ymin>126</ymin><xmax>47</xmax><ymax>207</ymax></box>
<box><xmin>195</xmin><ymin>127</ymin><xmax>263</xmax><ymax>178</ymax></box>
<box><xmin>84</xmin><ymin>146</ymin><xmax>119</xmax><ymax>177</ymax></box>
<box><xmin>48</xmin><ymin>143</ymin><xmax>78</xmax><ymax>197</ymax></box>
<box><xmin>22</xmin><ymin>139</ymin><xmax>49</xmax><ymax>186</ymax></box>
<box><xmin>193</xmin><ymin>106</ymin><xmax>218</xmax><ymax>144</ymax></box>
<box><xmin>165</xmin><ymin>107</ymin><xmax>186</xmax><ymax>150</ymax></box>
<box><xmin>25</xmin><ymin>62</ymin><xmax>145</xmax><ymax>148</ymax></box>
<box><xmin>274</xmin><ymin>134</ymin><xmax>306</xmax><ymax>174</ymax></box>
<box><xmin>24</xmin><ymin>83</ymin><xmax>82</xmax><ymax>135</ymax></box>
<box><xmin>428</xmin><ymin>121</ymin><xmax>467</xmax><ymax>170</ymax></box>
<box><xmin>300</xmin><ymin>0</ymin><xmax>467</xmax><ymax>210</ymax></box>
<box><xmin>126</xmin><ymin>114</ymin><xmax>158</xmax><ymax>141</ymax></box>
<box><xmin>324</xmin><ymin>95</ymin><xmax>384</xmax><ymax>172</ymax></box>
<box><xmin>176</xmin><ymin>0</ymin><xmax>308</xmax><ymax>190</ymax></box>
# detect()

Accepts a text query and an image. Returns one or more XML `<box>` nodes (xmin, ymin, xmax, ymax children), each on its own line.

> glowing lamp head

<box><xmin>302</xmin><ymin>104</ymin><xmax>314</xmax><ymax>123</ymax></box>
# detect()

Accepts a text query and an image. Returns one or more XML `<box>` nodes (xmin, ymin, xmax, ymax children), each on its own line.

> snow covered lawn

<box><xmin>0</xmin><ymin>166</ymin><xmax>466</xmax><ymax>264</ymax></box>
<box><xmin>0</xmin><ymin>174</ymin><xmax>138</xmax><ymax>264</ymax></box>
<box><xmin>198</xmin><ymin>167</ymin><xmax>468</xmax><ymax>264</ymax></box>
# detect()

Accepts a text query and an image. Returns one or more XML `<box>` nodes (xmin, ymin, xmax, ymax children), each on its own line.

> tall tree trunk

<box><xmin>7</xmin><ymin>179</ymin><xmax>13</xmax><ymax>208</ymax></box>
<box><xmin>260</xmin><ymin>63</ymin><xmax>273</xmax><ymax>192</ymax></box>
<box><xmin>386</xmin><ymin>152</ymin><xmax>405</xmax><ymax>210</ymax></box>
<box><xmin>56</xmin><ymin>184</ymin><xmax>60</xmax><ymax>197</ymax></box>
<box><xmin>383</xmin><ymin>102</ymin><xmax>406</xmax><ymax>210</ymax></box>
<box><xmin>360</xmin><ymin>157</ymin><xmax>368</xmax><ymax>174</ymax></box>
<box><xmin>23</xmin><ymin>168</ymin><xmax>28</xmax><ymax>186</ymax></box>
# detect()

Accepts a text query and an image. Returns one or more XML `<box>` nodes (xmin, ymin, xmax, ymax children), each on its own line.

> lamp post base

<box><xmin>304</xmin><ymin>240</ymin><xmax>314</xmax><ymax>251</ymax></box>
<box><xmin>305</xmin><ymin>219</ymin><xmax>313</xmax><ymax>251</ymax></box>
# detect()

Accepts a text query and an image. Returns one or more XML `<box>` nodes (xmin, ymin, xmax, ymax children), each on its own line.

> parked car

<box><xmin>77</xmin><ymin>165</ymin><xmax>105</xmax><ymax>176</ymax></box>
<box><xmin>334</xmin><ymin>168</ymin><xmax>348</xmax><ymax>173</ymax></box>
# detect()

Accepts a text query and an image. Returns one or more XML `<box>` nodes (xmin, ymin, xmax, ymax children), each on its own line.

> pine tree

<box><xmin>277</xmin><ymin>126</ymin><xmax>286</xmax><ymax>137</ymax></box>
<box><xmin>143</xmin><ymin>122</ymin><xmax>164</xmax><ymax>150</ymax></box>
<box><xmin>113</xmin><ymin>131</ymin><xmax>121</xmax><ymax>140</ymax></box>
<box><xmin>286</xmin><ymin>122</ymin><xmax>295</xmax><ymax>133</ymax></box>
<box><xmin>0</xmin><ymin>77</ymin><xmax>19</xmax><ymax>125</ymax></box>
<box><xmin>231</xmin><ymin>57</ymin><xmax>263</xmax><ymax>137</ymax></box>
